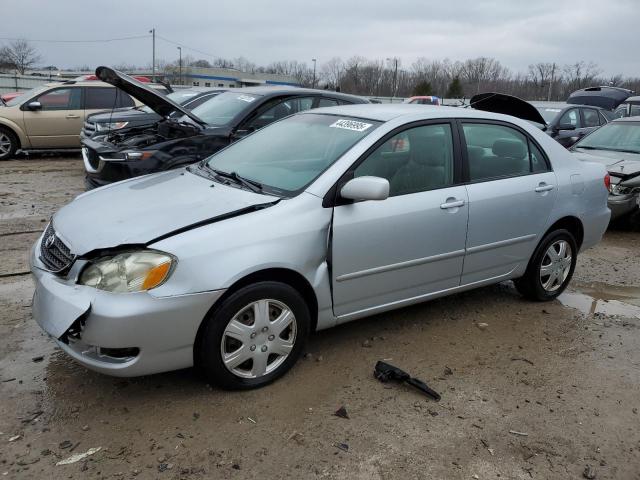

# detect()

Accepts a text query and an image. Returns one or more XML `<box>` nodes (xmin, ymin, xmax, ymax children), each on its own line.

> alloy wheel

<box><xmin>539</xmin><ymin>240</ymin><xmax>572</xmax><ymax>292</ymax></box>
<box><xmin>220</xmin><ymin>299</ymin><xmax>297</xmax><ymax>379</ymax></box>
<box><xmin>0</xmin><ymin>133</ymin><xmax>12</xmax><ymax>156</ymax></box>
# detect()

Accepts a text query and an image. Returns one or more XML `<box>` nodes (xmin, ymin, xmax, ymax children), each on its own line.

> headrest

<box><xmin>492</xmin><ymin>138</ymin><xmax>526</xmax><ymax>158</ymax></box>
<box><xmin>466</xmin><ymin>145</ymin><xmax>484</xmax><ymax>162</ymax></box>
<box><xmin>408</xmin><ymin>132</ymin><xmax>445</xmax><ymax>166</ymax></box>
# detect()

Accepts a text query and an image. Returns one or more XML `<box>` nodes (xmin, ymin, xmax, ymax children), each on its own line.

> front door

<box><xmin>22</xmin><ymin>87</ymin><xmax>84</xmax><ymax>148</ymax></box>
<box><xmin>331</xmin><ymin>122</ymin><xmax>469</xmax><ymax>318</ymax></box>
<box><xmin>460</xmin><ymin>121</ymin><xmax>558</xmax><ymax>285</ymax></box>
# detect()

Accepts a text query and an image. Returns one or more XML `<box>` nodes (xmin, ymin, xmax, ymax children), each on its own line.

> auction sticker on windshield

<box><xmin>237</xmin><ymin>95</ymin><xmax>256</xmax><ymax>103</ymax></box>
<box><xmin>330</xmin><ymin>119</ymin><xmax>373</xmax><ymax>132</ymax></box>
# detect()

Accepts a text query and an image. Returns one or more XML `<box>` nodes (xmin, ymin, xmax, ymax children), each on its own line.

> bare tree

<box><xmin>0</xmin><ymin>39</ymin><xmax>41</xmax><ymax>74</ymax></box>
<box><xmin>321</xmin><ymin>57</ymin><xmax>344</xmax><ymax>90</ymax></box>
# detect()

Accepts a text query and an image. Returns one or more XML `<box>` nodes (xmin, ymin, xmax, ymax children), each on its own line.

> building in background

<box><xmin>166</xmin><ymin>66</ymin><xmax>300</xmax><ymax>88</ymax></box>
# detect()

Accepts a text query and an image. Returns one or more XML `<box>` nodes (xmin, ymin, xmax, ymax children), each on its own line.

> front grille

<box><xmin>39</xmin><ymin>223</ymin><xmax>75</xmax><ymax>274</ymax></box>
<box><xmin>82</xmin><ymin>121</ymin><xmax>96</xmax><ymax>137</ymax></box>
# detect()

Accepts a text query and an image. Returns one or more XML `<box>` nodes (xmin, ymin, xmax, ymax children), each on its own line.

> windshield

<box><xmin>189</xmin><ymin>91</ymin><xmax>259</xmax><ymax>126</ymax></box>
<box><xmin>5</xmin><ymin>85</ymin><xmax>50</xmax><ymax>107</ymax></box>
<box><xmin>574</xmin><ymin>122</ymin><xmax>640</xmax><ymax>154</ymax></box>
<box><xmin>139</xmin><ymin>90</ymin><xmax>202</xmax><ymax>113</ymax></box>
<box><xmin>535</xmin><ymin>106</ymin><xmax>563</xmax><ymax>124</ymax></box>
<box><xmin>205</xmin><ymin>113</ymin><xmax>381</xmax><ymax>196</ymax></box>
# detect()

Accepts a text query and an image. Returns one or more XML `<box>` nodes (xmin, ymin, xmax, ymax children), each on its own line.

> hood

<box><xmin>95</xmin><ymin>66</ymin><xmax>205</xmax><ymax>125</ymax></box>
<box><xmin>567</xmin><ymin>86</ymin><xmax>633</xmax><ymax>110</ymax></box>
<box><xmin>470</xmin><ymin>92</ymin><xmax>547</xmax><ymax>125</ymax></box>
<box><xmin>572</xmin><ymin>148</ymin><xmax>640</xmax><ymax>179</ymax></box>
<box><xmin>87</xmin><ymin>107</ymin><xmax>161</xmax><ymax>124</ymax></box>
<box><xmin>53</xmin><ymin>169</ymin><xmax>278</xmax><ymax>255</ymax></box>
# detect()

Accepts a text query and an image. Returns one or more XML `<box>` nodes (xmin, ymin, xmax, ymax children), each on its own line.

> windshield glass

<box><xmin>205</xmin><ymin>113</ymin><xmax>381</xmax><ymax>196</ymax></box>
<box><xmin>574</xmin><ymin>122</ymin><xmax>640</xmax><ymax>154</ymax></box>
<box><xmin>535</xmin><ymin>106</ymin><xmax>563</xmax><ymax>124</ymax></box>
<box><xmin>189</xmin><ymin>91</ymin><xmax>259</xmax><ymax>126</ymax></box>
<box><xmin>5</xmin><ymin>85</ymin><xmax>50</xmax><ymax>107</ymax></box>
<box><xmin>140</xmin><ymin>90</ymin><xmax>202</xmax><ymax>113</ymax></box>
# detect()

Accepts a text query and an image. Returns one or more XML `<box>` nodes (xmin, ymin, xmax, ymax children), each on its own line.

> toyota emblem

<box><xmin>45</xmin><ymin>234</ymin><xmax>56</xmax><ymax>249</ymax></box>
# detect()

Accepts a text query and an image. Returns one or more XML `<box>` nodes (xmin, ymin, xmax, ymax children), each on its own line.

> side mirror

<box><xmin>27</xmin><ymin>101</ymin><xmax>42</xmax><ymax>111</ymax></box>
<box><xmin>340</xmin><ymin>176</ymin><xmax>389</xmax><ymax>202</ymax></box>
<box><xmin>556</xmin><ymin>123</ymin><xmax>576</xmax><ymax>131</ymax></box>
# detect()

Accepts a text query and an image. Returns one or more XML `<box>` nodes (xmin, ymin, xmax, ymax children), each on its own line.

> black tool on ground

<box><xmin>374</xmin><ymin>361</ymin><xmax>441</xmax><ymax>401</ymax></box>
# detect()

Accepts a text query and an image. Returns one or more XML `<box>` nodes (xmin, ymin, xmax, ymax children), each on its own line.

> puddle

<box><xmin>558</xmin><ymin>282</ymin><xmax>640</xmax><ymax>318</ymax></box>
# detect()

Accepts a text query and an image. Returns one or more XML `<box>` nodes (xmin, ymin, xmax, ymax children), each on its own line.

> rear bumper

<box><xmin>608</xmin><ymin>193</ymin><xmax>638</xmax><ymax>220</ymax></box>
<box><xmin>30</xmin><ymin>243</ymin><xmax>225</xmax><ymax>377</ymax></box>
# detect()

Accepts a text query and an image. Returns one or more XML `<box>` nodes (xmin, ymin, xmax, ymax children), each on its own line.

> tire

<box><xmin>198</xmin><ymin>281</ymin><xmax>310</xmax><ymax>390</ymax></box>
<box><xmin>514</xmin><ymin>229</ymin><xmax>577</xmax><ymax>301</ymax></box>
<box><xmin>0</xmin><ymin>127</ymin><xmax>18</xmax><ymax>160</ymax></box>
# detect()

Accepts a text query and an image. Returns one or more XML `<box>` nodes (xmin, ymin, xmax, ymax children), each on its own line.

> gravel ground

<box><xmin>1</xmin><ymin>156</ymin><xmax>639</xmax><ymax>480</ymax></box>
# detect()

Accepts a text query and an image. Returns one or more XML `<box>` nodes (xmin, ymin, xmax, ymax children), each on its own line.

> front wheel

<box><xmin>198</xmin><ymin>281</ymin><xmax>310</xmax><ymax>389</ymax></box>
<box><xmin>0</xmin><ymin>128</ymin><xmax>18</xmax><ymax>160</ymax></box>
<box><xmin>514</xmin><ymin>229</ymin><xmax>577</xmax><ymax>301</ymax></box>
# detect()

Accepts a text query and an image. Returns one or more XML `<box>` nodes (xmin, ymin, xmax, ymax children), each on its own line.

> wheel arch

<box><xmin>0</xmin><ymin>119</ymin><xmax>25</xmax><ymax>150</ymax></box>
<box><xmin>193</xmin><ymin>267</ymin><xmax>319</xmax><ymax>365</ymax></box>
<box><xmin>543</xmin><ymin>216</ymin><xmax>584</xmax><ymax>250</ymax></box>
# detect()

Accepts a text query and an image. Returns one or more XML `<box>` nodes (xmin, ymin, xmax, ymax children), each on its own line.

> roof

<box><xmin>306</xmin><ymin>103</ymin><xmax>504</xmax><ymax>122</ymax></box>
<box><xmin>623</xmin><ymin>96</ymin><xmax>640</xmax><ymax>103</ymax></box>
<box><xmin>612</xmin><ymin>116</ymin><xmax>640</xmax><ymax>123</ymax></box>
<box><xmin>227</xmin><ymin>85</ymin><xmax>366</xmax><ymax>103</ymax></box>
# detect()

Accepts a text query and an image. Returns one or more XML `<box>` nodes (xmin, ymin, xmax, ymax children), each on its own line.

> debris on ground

<box><xmin>31</xmin><ymin>356</ymin><xmax>44</xmax><ymax>363</ymax></box>
<box><xmin>508</xmin><ymin>430</ymin><xmax>529</xmax><ymax>437</ymax></box>
<box><xmin>476</xmin><ymin>322</ymin><xmax>489</xmax><ymax>330</ymax></box>
<box><xmin>583</xmin><ymin>464</ymin><xmax>597</xmax><ymax>479</ymax></box>
<box><xmin>374</xmin><ymin>361</ymin><xmax>441</xmax><ymax>401</ymax></box>
<box><xmin>56</xmin><ymin>447</ymin><xmax>101</xmax><ymax>466</ymax></box>
<box><xmin>511</xmin><ymin>357</ymin><xmax>535</xmax><ymax>366</ymax></box>
<box><xmin>334</xmin><ymin>406</ymin><xmax>349</xmax><ymax>419</ymax></box>
<box><xmin>8</xmin><ymin>435</ymin><xmax>21</xmax><ymax>442</ymax></box>
<box><xmin>334</xmin><ymin>442</ymin><xmax>349</xmax><ymax>452</ymax></box>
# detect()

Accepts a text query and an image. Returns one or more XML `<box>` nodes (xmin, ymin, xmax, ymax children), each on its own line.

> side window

<box><xmin>529</xmin><ymin>140</ymin><xmax>549</xmax><ymax>173</ymax></box>
<box><xmin>582</xmin><ymin>109</ymin><xmax>600</xmax><ymax>128</ymax></box>
<box><xmin>462</xmin><ymin>123</ymin><xmax>531</xmax><ymax>181</ymax></box>
<box><xmin>559</xmin><ymin>108</ymin><xmax>581</xmax><ymax>128</ymax></box>
<box><xmin>613</xmin><ymin>105</ymin><xmax>627</xmax><ymax>118</ymax></box>
<box><xmin>598</xmin><ymin>112</ymin><xmax>609</xmax><ymax>125</ymax></box>
<box><xmin>85</xmin><ymin>87</ymin><xmax>133</xmax><ymax>109</ymax></box>
<box><xmin>354</xmin><ymin>124</ymin><xmax>454</xmax><ymax>197</ymax></box>
<box><xmin>317</xmin><ymin>98</ymin><xmax>339</xmax><ymax>108</ymax></box>
<box><xmin>631</xmin><ymin>106</ymin><xmax>640</xmax><ymax>117</ymax></box>
<box><xmin>35</xmin><ymin>88</ymin><xmax>82</xmax><ymax>110</ymax></box>
<box><xmin>245</xmin><ymin>97</ymin><xmax>315</xmax><ymax>130</ymax></box>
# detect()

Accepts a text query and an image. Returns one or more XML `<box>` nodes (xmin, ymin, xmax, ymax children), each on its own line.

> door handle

<box><xmin>65</xmin><ymin>114</ymin><xmax>80</xmax><ymax>119</ymax></box>
<box><xmin>535</xmin><ymin>183</ymin><xmax>555</xmax><ymax>192</ymax></box>
<box><xmin>440</xmin><ymin>199</ymin><xmax>465</xmax><ymax>209</ymax></box>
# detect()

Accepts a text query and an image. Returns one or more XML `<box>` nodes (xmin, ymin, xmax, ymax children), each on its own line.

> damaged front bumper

<box><xmin>30</xmin><ymin>241</ymin><xmax>224</xmax><ymax>377</ymax></box>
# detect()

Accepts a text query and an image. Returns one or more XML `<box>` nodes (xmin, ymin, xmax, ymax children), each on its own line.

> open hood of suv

<box><xmin>470</xmin><ymin>92</ymin><xmax>547</xmax><ymax>126</ymax></box>
<box><xmin>95</xmin><ymin>66</ymin><xmax>206</xmax><ymax>125</ymax></box>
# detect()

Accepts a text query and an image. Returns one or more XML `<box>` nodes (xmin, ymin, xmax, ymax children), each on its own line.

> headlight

<box><xmin>79</xmin><ymin>251</ymin><xmax>175</xmax><ymax>293</ymax></box>
<box><xmin>95</xmin><ymin>121</ymin><xmax>129</xmax><ymax>132</ymax></box>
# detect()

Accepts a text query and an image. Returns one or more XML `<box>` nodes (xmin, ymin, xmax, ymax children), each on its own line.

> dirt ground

<box><xmin>1</xmin><ymin>155</ymin><xmax>639</xmax><ymax>480</ymax></box>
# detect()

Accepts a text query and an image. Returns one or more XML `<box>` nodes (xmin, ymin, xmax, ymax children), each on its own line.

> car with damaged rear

<box><xmin>571</xmin><ymin>116</ymin><xmax>640</xmax><ymax>224</ymax></box>
<box><xmin>81</xmin><ymin>67</ymin><xmax>368</xmax><ymax>189</ymax></box>
<box><xmin>31</xmin><ymin>104</ymin><xmax>610</xmax><ymax>389</ymax></box>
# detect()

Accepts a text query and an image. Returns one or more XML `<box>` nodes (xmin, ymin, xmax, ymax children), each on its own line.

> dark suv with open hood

<box><xmin>81</xmin><ymin>67</ymin><xmax>368</xmax><ymax>189</ymax></box>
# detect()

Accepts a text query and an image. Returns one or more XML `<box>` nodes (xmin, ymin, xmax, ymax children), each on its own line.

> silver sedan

<box><xmin>30</xmin><ymin>104</ymin><xmax>610</xmax><ymax>389</ymax></box>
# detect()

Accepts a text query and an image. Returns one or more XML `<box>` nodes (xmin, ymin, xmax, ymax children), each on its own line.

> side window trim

<box><xmin>30</xmin><ymin>86</ymin><xmax>83</xmax><ymax>111</ymax></box>
<box><xmin>322</xmin><ymin>118</ymin><xmax>462</xmax><ymax>207</ymax></box>
<box><xmin>456</xmin><ymin>118</ymin><xmax>552</xmax><ymax>185</ymax></box>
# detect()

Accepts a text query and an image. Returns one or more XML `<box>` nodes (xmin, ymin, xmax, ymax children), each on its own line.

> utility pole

<box><xmin>312</xmin><ymin>58</ymin><xmax>316</xmax><ymax>89</ymax></box>
<box><xmin>547</xmin><ymin>62</ymin><xmax>556</xmax><ymax>101</ymax></box>
<box><xmin>149</xmin><ymin>28</ymin><xmax>156</xmax><ymax>82</ymax></box>
<box><xmin>177</xmin><ymin>46</ymin><xmax>182</xmax><ymax>85</ymax></box>
<box><xmin>387</xmin><ymin>57</ymin><xmax>398</xmax><ymax>100</ymax></box>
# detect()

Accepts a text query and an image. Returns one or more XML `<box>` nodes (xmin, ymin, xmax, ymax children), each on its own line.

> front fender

<box><xmin>0</xmin><ymin>117</ymin><xmax>28</xmax><ymax>148</ymax></box>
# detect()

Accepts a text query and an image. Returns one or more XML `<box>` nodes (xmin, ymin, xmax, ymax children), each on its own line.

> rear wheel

<box><xmin>514</xmin><ymin>229</ymin><xmax>577</xmax><ymax>301</ymax></box>
<box><xmin>198</xmin><ymin>281</ymin><xmax>310</xmax><ymax>389</ymax></box>
<box><xmin>0</xmin><ymin>128</ymin><xmax>18</xmax><ymax>160</ymax></box>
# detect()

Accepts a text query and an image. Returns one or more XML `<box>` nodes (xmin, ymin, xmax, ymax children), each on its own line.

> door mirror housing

<box><xmin>340</xmin><ymin>176</ymin><xmax>389</xmax><ymax>202</ymax></box>
<box><xmin>26</xmin><ymin>101</ymin><xmax>42</xmax><ymax>111</ymax></box>
<box><xmin>556</xmin><ymin>123</ymin><xmax>576</xmax><ymax>131</ymax></box>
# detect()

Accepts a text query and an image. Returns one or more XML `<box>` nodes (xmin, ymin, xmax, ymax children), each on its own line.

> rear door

<box><xmin>331</xmin><ymin>121</ymin><xmax>468</xmax><ymax>318</ymax></box>
<box><xmin>22</xmin><ymin>87</ymin><xmax>84</xmax><ymax>148</ymax></box>
<box><xmin>460</xmin><ymin>120</ymin><xmax>557</xmax><ymax>285</ymax></box>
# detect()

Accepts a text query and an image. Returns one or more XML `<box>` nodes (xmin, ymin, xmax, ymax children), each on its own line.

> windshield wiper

<box><xmin>207</xmin><ymin>166</ymin><xmax>263</xmax><ymax>193</ymax></box>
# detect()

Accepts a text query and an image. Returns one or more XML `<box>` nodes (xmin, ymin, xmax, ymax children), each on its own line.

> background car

<box><xmin>0</xmin><ymin>79</ymin><xmax>169</xmax><ymax>160</ymax></box>
<box><xmin>612</xmin><ymin>96</ymin><xmax>640</xmax><ymax>119</ymax></box>
<box><xmin>571</xmin><ymin>116</ymin><xmax>640</xmax><ymax>224</ymax></box>
<box><xmin>404</xmin><ymin>95</ymin><xmax>441</xmax><ymax>105</ymax></box>
<box><xmin>82</xmin><ymin>66</ymin><xmax>369</xmax><ymax>189</ymax></box>
<box><xmin>31</xmin><ymin>104</ymin><xmax>609</xmax><ymax>388</ymax></box>
<box><xmin>532</xmin><ymin>102</ymin><xmax>611</xmax><ymax>148</ymax></box>
<box><xmin>81</xmin><ymin>87</ymin><xmax>226</xmax><ymax>138</ymax></box>
<box><xmin>567</xmin><ymin>85</ymin><xmax>634</xmax><ymax>111</ymax></box>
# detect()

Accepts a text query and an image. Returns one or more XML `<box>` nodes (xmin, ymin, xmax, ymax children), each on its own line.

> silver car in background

<box><xmin>30</xmin><ymin>104</ymin><xmax>610</xmax><ymax>389</ymax></box>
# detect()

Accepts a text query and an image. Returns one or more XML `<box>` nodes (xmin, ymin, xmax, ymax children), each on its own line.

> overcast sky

<box><xmin>3</xmin><ymin>0</ymin><xmax>639</xmax><ymax>76</ymax></box>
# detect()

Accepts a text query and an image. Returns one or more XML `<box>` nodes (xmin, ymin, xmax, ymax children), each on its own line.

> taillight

<box><xmin>604</xmin><ymin>173</ymin><xmax>611</xmax><ymax>191</ymax></box>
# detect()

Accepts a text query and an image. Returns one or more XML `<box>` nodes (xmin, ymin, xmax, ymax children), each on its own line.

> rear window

<box><xmin>189</xmin><ymin>92</ymin><xmax>260</xmax><ymax>126</ymax></box>
<box><xmin>85</xmin><ymin>87</ymin><xmax>134</xmax><ymax>109</ymax></box>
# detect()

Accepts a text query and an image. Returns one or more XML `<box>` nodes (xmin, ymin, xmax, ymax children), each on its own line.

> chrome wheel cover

<box><xmin>539</xmin><ymin>240</ymin><xmax>572</xmax><ymax>292</ymax></box>
<box><xmin>0</xmin><ymin>133</ymin><xmax>12</xmax><ymax>156</ymax></box>
<box><xmin>220</xmin><ymin>299</ymin><xmax>297</xmax><ymax>379</ymax></box>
